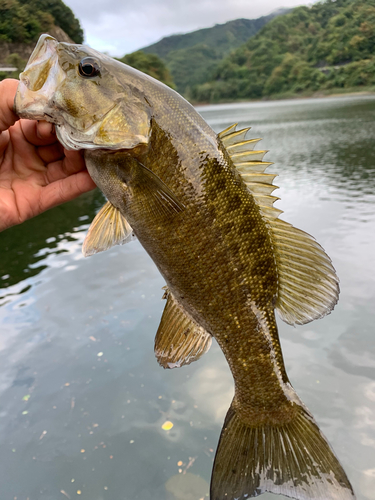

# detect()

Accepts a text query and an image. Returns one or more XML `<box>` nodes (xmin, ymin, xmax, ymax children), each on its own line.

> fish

<box><xmin>15</xmin><ymin>34</ymin><xmax>356</xmax><ymax>500</ymax></box>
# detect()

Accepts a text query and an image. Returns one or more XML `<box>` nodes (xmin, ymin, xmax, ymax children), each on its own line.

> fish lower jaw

<box><xmin>14</xmin><ymin>96</ymin><xmax>46</xmax><ymax>121</ymax></box>
<box><xmin>17</xmin><ymin>105</ymin><xmax>61</xmax><ymax>125</ymax></box>
<box><xmin>55</xmin><ymin>122</ymin><xmax>103</xmax><ymax>151</ymax></box>
<box><xmin>14</xmin><ymin>83</ymin><xmax>60</xmax><ymax>124</ymax></box>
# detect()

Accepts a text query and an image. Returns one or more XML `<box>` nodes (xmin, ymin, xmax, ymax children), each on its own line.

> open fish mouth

<box><xmin>15</xmin><ymin>35</ymin><xmax>65</xmax><ymax>124</ymax></box>
<box><xmin>15</xmin><ymin>34</ymin><xmax>151</xmax><ymax>151</ymax></box>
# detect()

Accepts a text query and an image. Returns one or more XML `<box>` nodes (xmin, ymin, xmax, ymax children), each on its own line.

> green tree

<box><xmin>24</xmin><ymin>0</ymin><xmax>83</xmax><ymax>43</ymax></box>
<box><xmin>192</xmin><ymin>0</ymin><xmax>375</xmax><ymax>103</ymax></box>
<box><xmin>0</xmin><ymin>0</ymin><xmax>83</xmax><ymax>43</ymax></box>
<box><xmin>119</xmin><ymin>51</ymin><xmax>175</xmax><ymax>88</ymax></box>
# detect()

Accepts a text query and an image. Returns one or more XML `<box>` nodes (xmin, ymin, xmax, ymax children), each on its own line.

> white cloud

<box><xmin>64</xmin><ymin>0</ymin><xmax>315</xmax><ymax>56</ymax></box>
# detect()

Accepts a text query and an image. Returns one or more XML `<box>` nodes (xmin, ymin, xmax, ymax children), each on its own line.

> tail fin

<box><xmin>211</xmin><ymin>402</ymin><xmax>355</xmax><ymax>500</ymax></box>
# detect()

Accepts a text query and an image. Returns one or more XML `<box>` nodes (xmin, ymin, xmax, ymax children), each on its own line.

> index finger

<box><xmin>20</xmin><ymin>119</ymin><xmax>58</xmax><ymax>147</ymax></box>
<box><xmin>0</xmin><ymin>79</ymin><xmax>19</xmax><ymax>132</ymax></box>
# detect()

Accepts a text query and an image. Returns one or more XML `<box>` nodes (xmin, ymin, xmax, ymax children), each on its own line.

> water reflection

<box><xmin>0</xmin><ymin>189</ymin><xmax>103</xmax><ymax>292</ymax></box>
<box><xmin>200</xmin><ymin>96</ymin><xmax>375</xmax><ymax>210</ymax></box>
<box><xmin>0</xmin><ymin>95</ymin><xmax>375</xmax><ymax>499</ymax></box>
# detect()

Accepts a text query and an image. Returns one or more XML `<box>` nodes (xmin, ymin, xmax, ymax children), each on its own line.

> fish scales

<box><xmin>95</xmin><ymin>125</ymin><xmax>291</xmax><ymax>414</ymax></box>
<box><xmin>15</xmin><ymin>35</ymin><xmax>356</xmax><ymax>500</ymax></box>
<box><xmin>89</xmin><ymin>122</ymin><xmax>289</xmax><ymax>422</ymax></box>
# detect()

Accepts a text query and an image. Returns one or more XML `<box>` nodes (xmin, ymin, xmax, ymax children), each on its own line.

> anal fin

<box><xmin>155</xmin><ymin>289</ymin><xmax>212</xmax><ymax>369</ymax></box>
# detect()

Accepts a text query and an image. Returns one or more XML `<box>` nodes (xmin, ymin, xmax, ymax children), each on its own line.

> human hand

<box><xmin>0</xmin><ymin>79</ymin><xmax>96</xmax><ymax>232</ymax></box>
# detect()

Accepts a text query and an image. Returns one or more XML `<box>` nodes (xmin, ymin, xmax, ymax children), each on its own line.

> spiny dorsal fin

<box><xmin>155</xmin><ymin>288</ymin><xmax>212</xmax><ymax>369</ymax></box>
<box><xmin>218</xmin><ymin>123</ymin><xmax>238</xmax><ymax>138</ymax></box>
<box><xmin>219</xmin><ymin>127</ymin><xmax>250</xmax><ymax>146</ymax></box>
<box><xmin>226</xmin><ymin>138</ymin><xmax>262</xmax><ymax>154</ymax></box>
<box><xmin>82</xmin><ymin>200</ymin><xmax>135</xmax><ymax>257</ymax></box>
<box><xmin>219</xmin><ymin>124</ymin><xmax>339</xmax><ymax>326</ymax></box>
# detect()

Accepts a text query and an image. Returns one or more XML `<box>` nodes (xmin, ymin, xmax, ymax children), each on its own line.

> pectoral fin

<box><xmin>155</xmin><ymin>289</ymin><xmax>212</xmax><ymax>369</ymax></box>
<box><xmin>82</xmin><ymin>200</ymin><xmax>135</xmax><ymax>257</ymax></box>
<box><xmin>119</xmin><ymin>159</ymin><xmax>185</xmax><ymax>219</ymax></box>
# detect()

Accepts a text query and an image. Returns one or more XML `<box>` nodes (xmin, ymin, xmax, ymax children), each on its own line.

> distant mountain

<box><xmin>139</xmin><ymin>11</ymin><xmax>290</xmax><ymax>94</ymax></box>
<box><xmin>190</xmin><ymin>0</ymin><xmax>375</xmax><ymax>102</ymax></box>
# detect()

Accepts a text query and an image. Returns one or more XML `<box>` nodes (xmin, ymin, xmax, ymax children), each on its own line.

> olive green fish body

<box><xmin>15</xmin><ymin>35</ymin><xmax>356</xmax><ymax>500</ymax></box>
<box><xmin>86</xmin><ymin>114</ymin><xmax>293</xmax><ymax>425</ymax></box>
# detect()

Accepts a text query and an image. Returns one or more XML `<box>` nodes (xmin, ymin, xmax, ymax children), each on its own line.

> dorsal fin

<box><xmin>219</xmin><ymin>124</ymin><xmax>339</xmax><ymax>326</ymax></box>
<box><xmin>218</xmin><ymin>123</ymin><xmax>238</xmax><ymax>138</ymax></box>
<box><xmin>219</xmin><ymin>127</ymin><xmax>250</xmax><ymax>146</ymax></box>
<box><xmin>226</xmin><ymin>138</ymin><xmax>262</xmax><ymax>154</ymax></box>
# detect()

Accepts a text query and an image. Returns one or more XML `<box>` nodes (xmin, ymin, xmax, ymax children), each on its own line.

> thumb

<box><xmin>0</xmin><ymin>79</ymin><xmax>20</xmax><ymax>132</ymax></box>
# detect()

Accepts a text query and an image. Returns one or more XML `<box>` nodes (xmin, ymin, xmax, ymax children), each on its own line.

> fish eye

<box><xmin>78</xmin><ymin>57</ymin><xmax>100</xmax><ymax>78</ymax></box>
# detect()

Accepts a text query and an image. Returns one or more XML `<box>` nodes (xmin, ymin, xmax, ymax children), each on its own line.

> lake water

<box><xmin>1</xmin><ymin>95</ymin><xmax>375</xmax><ymax>500</ymax></box>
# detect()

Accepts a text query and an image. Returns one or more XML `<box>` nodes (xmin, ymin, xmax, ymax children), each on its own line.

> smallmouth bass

<box><xmin>15</xmin><ymin>35</ymin><xmax>356</xmax><ymax>500</ymax></box>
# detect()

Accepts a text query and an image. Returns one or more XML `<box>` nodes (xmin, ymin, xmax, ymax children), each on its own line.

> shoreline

<box><xmin>193</xmin><ymin>87</ymin><xmax>375</xmax><ymax>107</ymax></box>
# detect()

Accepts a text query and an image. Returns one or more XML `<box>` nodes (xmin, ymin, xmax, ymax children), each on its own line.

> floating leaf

<box><xmin>22</xmin><ymin>394</ymin><xmax>31</xmax><ymax>401</ymax></box>
<box><xmin>162</xmin><ymin>421</ymin><xmax>174</xmax><ymax>431</ymax></box>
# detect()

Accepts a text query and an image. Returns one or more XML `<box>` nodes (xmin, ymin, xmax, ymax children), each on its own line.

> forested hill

<box><xmin>140</xmin><ymin>11</ymin><xmax>289</xmax><ymax>94</ymax></box>
<box><xmin>191</xmin><ymin>0</ymin><xmax>375</xmax><ymax>102</ymax></box>
<box><xmin>0</xmin><ymin>0</ymin><xmax>83</xmax><ymax>77</ymax></box>
<box><xmin>118</xmin><ymin>51</ymin><xmax>175</xmax><ymax>88</ymax></box>
<box><xmin>0</xmin><ymin>0</ymin><xmax>83</xmax><ymax>44</ymax></box>
<box><xmin>4</xmin><ymin>0</ymin><xmax>374</xmax><ymax>102</ymax></box>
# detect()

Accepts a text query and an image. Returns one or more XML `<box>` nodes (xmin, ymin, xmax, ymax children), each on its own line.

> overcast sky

<box><xmin>63</xmin><ymin>0</ymin><xmax>315</xmax><ymax>57</ymax></box>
